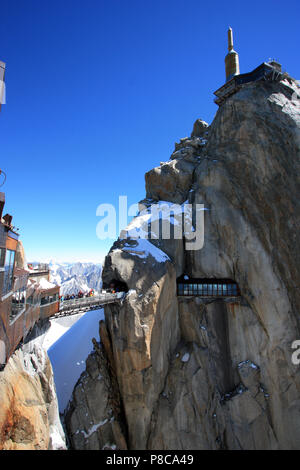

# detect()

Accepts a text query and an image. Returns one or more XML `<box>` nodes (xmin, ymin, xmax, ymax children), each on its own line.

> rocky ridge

<box><xmin>66</xmin><ymin>74</ymin><xmax>300</xmax><ymax>449</ymax></box>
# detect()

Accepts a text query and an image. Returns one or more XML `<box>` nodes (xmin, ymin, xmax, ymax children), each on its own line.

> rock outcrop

<box><xmin>15</xmin><ymin>240</ymin><xmax>27</xmax><ymax>270</ymax></box>
<box><xmin>0</xmin><ymin>344</ymin><xmax>66</xmax><ymax>450</ymax></box>
<box><xmin>66</xmin><ymin>74</ymin><xmax>300</xmax><ymax>449</ymax></box>
<box><xmin>65</xmin><ymin>325</ymin><xmax>127</xmax><ymax>450</ymax></box>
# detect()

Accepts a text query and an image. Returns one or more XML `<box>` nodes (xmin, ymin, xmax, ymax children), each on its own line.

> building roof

<box><xmin>36</xmin><ymin>278</ymin><xmax>60</xmax><ymax>296</ymax></box>
<box><xmin>37</xmin><ymin>277</ymin><xmax>57</xmax><ymax>290</ymax></box>
<box><xmin>177</xmin><ymin>275</ymin><xmax>238</xmax><ymax>284</ymax></box>
<box><xmin>214</xmin><ymin>62</ymin><xmax>284</xmax><ymax>106</ymax></box>
<box><xmin>14</xmin><ymin>267</ymin><xmax>30</xmax><ymax>277</ymax></box>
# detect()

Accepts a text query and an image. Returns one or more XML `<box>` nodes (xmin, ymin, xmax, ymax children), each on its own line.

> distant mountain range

<box><xmin>49</xmin><ymin>262</ymin><xmax>103</xmax><ymax>295</ymax></box>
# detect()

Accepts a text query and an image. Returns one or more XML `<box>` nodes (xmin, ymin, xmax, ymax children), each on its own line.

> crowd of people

<box><xmin>60</xmin><ymin>289</ymin><xmax>95</xmax><ymax>302</ymax></box>
<box><xmin>59</xmin><ymin>283</ymin><xmax>127</xmax><ymax>302</ymax></box>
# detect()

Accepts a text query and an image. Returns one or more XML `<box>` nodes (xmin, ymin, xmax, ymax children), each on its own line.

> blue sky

<box><xmin>0</xmin><ymin>0</ymin><xmax>299</xmax><ymax>263</ymax></box>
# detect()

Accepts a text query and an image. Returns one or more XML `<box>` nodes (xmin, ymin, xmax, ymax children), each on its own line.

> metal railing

<box><xmin>59</xmin><ymin>292</ymin><xmax>125</xmax><ymax>313</ymax></box>
<box><xmin>29</xmin><ymin>263</ymin><xmax>49</xmax><ymax>272</ymax></box>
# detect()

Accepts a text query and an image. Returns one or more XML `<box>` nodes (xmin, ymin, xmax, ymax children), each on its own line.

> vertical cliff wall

<box><xmin>66</xmin><ymin>74</ymin><xmax>300</xmax><ymax>449</ymax></box>
<box><xmin>0</xmin><ymin>344</ymin><xmax>66</xmax><ymax>450</ymax></box>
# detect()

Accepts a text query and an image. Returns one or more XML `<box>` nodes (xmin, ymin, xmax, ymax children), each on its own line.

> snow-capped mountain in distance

<box><xmin>49</xmin><ymin>262</ymin><xmax>102</xmax><ymax>295</ymax></box>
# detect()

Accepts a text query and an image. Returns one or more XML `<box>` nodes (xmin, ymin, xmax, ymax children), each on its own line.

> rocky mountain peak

<box><xmin>66</xmin><ymin>73</ymin><xmax>300</xmax><ymax>450</ymax></box>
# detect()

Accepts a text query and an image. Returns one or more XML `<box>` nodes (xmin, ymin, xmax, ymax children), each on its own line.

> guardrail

<box><xmin>29</xmin><ymin>263</ymin><xmax>50</xmax><ymax>272</ymax></box>
<box><xmin>59</xmin><ymin>292</ymin><xmax>125</xmax><ymax>313</ymax></box>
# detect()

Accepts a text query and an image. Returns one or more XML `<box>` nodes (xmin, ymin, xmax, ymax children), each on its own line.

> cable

<box><xmin>0</xmin><ymin>169</ymin><xmax>6</xmax><ymax>187</ymax></box>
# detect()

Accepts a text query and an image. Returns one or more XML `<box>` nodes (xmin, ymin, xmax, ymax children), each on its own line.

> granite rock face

<box><xmin>67</xmin><ymin>74</ymin><xmax>300</xmax><ymax>449</ymax></box>
<box><xmin>145</xmin><ymin>122</ymin><xmax>209</xmax><ymax>205</ymax></box>
<box><xmin>0</xmin><ymin>345</ymin><xmax>66</xmax><ymax>450</ymax></box>
<box><xmin>65</xmin><ymin>324</ymin><xmax>127</xmax><ymax>450</ymax></box>
<box><xmin>15</xmin><ymin>240</ymin><xmax>27</xmax><ymax>270</ymax></box>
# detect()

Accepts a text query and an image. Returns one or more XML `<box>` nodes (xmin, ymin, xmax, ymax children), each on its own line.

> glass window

<box><xmin>178</xmin><ymin>284</ymin><xmax>184</xmax><ymax>295</ymax></box>
<box><xmin>29</xmin><ymin>293</ymin><xmax>40</xmax><ymax>305</ymax></box>
<box><xmin>0</xmin><ymin>248</ymin><xmax>5</xmax><ymax>267</ymax></box>
<box><xmin>41</xmin><ymin>296</ymin><xmax>49</xmax><ymax>305</ymax></box>
<box><xmin>176</xmin><ymin>280</ymin><xmax>239</xmax><ymax>297</ymax></box>
<box><xmin>10</xmin><ymin>285</ymin><xmax>26</xmax><ymax>322</ymax></box>
<box><xmin>48</xmin><ymin>294</ymin><xmax>58</xmax><ymax>304</ymax></box>
<box><xmin>3</xmin><ymin>250</ymin><xmax>15</xmax><ymax>296</ymax></box>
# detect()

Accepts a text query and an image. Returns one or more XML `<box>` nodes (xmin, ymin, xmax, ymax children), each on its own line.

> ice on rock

<box><xmin>181</xmin><ymin>353</ymin><xmax>190</xmax><ymax>363</ymax></box>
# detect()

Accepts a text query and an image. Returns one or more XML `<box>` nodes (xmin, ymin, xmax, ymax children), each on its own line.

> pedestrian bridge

<box><xmin>53</xmin><ymin>292</ymin><xmax>125</xmax><ymax>318</ymax></box>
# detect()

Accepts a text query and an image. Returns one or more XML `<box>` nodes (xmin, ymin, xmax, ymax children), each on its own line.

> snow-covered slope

<box><xmin>48</xmin><ymin>308</ymin><xmax>104</xmax><ymax>411</ymax></box>
<box><xmin>49</xmin><ymin>262</ymin><xmax>102</xmax><ymax>295</ymax></box>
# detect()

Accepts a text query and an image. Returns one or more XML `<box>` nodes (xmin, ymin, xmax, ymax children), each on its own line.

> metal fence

<box><xmin>33</xmin><ymin>263</ymin><xmax>49</xmax><ymax>272</ymax></box>
<box><xmin>59</xmin><ymin>292</ymin><xmax>125</xmax><ymax>313</ymax></box>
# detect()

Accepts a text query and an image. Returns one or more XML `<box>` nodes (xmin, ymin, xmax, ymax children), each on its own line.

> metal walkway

<box><xmin>52</xmin><ymin>292</ymin><xmax>125</xmax><ymax>318</ymax></box>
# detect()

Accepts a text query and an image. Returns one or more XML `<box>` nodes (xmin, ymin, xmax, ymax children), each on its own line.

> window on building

<box><xmin>177</xmin><ymin>277</ymin><xmax>240</xmax><ymax>297</ymax></box>
<box><xmin>27</xmin><ymin>293</ymin><xmax>40</xmax><ymax>306</ymax></box>
<box><xmin>26</xmin><ymin>294</ymin><xmax>34</xmax><ymax>305</ymax></box>
<box><xmin>178</xmin><ymin>284</ymin><xmax>184</xmax><ymax>295</ymax></box>
<box><xmin>0</xmin><ymin>248</ymin><xmax>5</xmax><ymax>267</ymax></box>
<box><xmin>41</xmin><ymin>293</ymin><xmax>58</xmax><ymax>306</ymax></box>
<box><xmin>10</xmin><ymin>285</ymin><xmax>26</xmax><ymax>323</ymax></box>
<box><xmin>3</xmin><ymin>249</ymin><xmax>15</xmax><ymax>296</ymax></box>
<box><xmin>41</xmin><ymin>295</ymin><xmax>49</xmax><ymax>305</ymax></box>
<box><xmin>48</xmin><ymin>293</ymin><xmax>57</xmax><ymax>303</ymax></box>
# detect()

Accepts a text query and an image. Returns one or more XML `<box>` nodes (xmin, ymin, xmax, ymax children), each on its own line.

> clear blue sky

<box><xmin>0</xmin><ymin>0</ymin><xmax>299</xmax><ymax>263</ymax></box>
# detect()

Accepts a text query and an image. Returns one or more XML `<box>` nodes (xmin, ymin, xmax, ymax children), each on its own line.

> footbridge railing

<box><xmin>55</xmin><ymin>292</ymin><xmax>125</xmax><ymax>317</ymax></box>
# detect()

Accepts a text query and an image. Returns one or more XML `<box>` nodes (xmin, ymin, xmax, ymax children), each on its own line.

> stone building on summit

<box><xmin>214</xmin><ymin>28</ymin><xmax>284</xmax><ymax>106</ymax></box>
